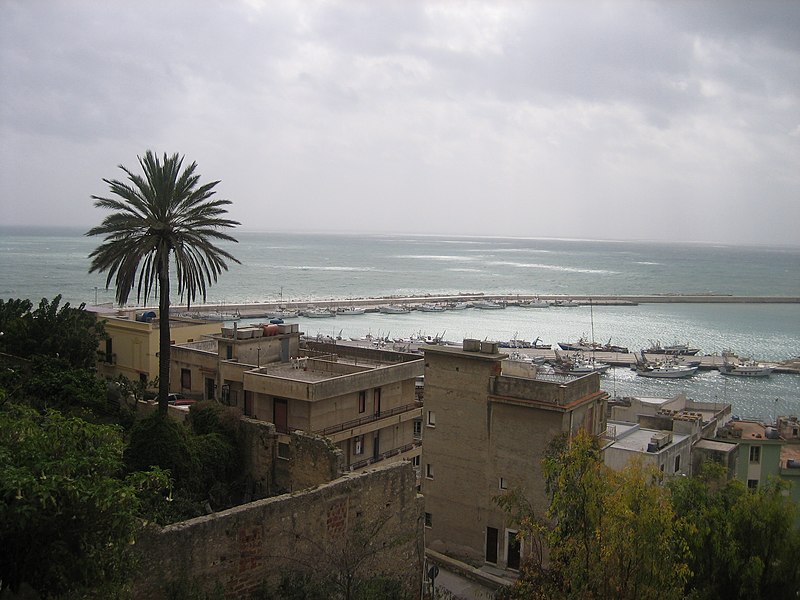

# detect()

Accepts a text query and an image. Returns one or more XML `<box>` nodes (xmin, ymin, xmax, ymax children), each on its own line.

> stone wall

<box><xmin>131</xmin><ymin>462</ymin><xmax>424</xmax><ymax>599</ymax></box>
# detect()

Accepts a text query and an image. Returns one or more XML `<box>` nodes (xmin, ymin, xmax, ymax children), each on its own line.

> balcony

<box><xmin>348</xmin><ymin>440</ymin><xmax>422</xmax><ymax>471</ymax></box>
<box><xmin>314</xmin><ymin>401</ymin><xmax>423</xmax><ymax>437</ymax></box>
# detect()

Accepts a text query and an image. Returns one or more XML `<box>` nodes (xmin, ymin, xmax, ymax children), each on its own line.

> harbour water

<box><xmin>1</xmin><ymin>226</ymin><xmax>798</xmax><ymax>420</ymax></box>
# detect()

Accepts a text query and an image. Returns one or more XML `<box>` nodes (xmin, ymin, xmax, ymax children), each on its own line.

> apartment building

<box><xmin>89</xmin><ymin>306</ymin><xmax>220</xmax><ymax>385</ymax></box>
<box><xmin>421</xmin><ymin>339</ymin><xmax>609</xmax><ymax>571</ymax></box>
<box><xmin>171</xmin><ymin>325</ymin><xmax>424</xmax><ymax>472</ymax></box>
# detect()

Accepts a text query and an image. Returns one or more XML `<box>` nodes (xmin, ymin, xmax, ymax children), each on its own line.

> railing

<box><xmin>97</xmin><ymin>351</ymin><xmax>117</xmax><ymax>365</ymax></box>
<box><xmin>314</xmin><ymin>401</ymin><xmax>423</xmax><ymax>436</ymax></box>
<box><xmin>348</xmin><ymin>440</ymin><xmax>422</xmax><ymax>471</ymax></box>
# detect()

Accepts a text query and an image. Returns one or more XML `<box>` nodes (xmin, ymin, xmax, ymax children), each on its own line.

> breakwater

<box><xmin>178</xmin><ymin>293</ymin><xmax>800</xmax><ymax>316</ymax></box>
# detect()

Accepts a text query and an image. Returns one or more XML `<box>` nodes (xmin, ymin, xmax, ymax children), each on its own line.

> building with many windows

<box><xmin>421</xmin><ymin>339</ymin><xmax>609</xmax><ymax>571</ymax></box>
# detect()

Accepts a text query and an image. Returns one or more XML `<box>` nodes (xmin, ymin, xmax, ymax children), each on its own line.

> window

<box><xmin>411</xmin><ymin>455</ymin><xmax>420</xmax><ymax>467</ymax></box>
<box><xmin>499</xmin><ymin>477</ymin><xmax>508</xmax><ymax>490</ymax></box>
<box><xmin>277</xmin><ymin>442</ymin><xmax>290</xmax><ymax>460</ymax></box>
<box><xmin>424</xmin><ymin>512</ymin><xmax>432</xmax><ymax>528</ymax></box>
<box><xmin>426</xmin><ymin>463</ymin><xmax>434</xmax><ymax>479</ymax></box>
<box><xmin>226</xmin><ymin>344</ymin><xmax>233</xmax><ymax>360</ymax></box>
<box><xmin>358</xmin><ymin>390</ymin><xmax>366</xmax><ymax>414</ymax></box>
<box><xmin>674</xmin><ymin>455</ymin><xmax>681</xmax><ymax>473</ymax></box>
<box><xmin>747</xmin><ymin>479</ymin><xmax>759</xmax><ymax>490</ymax></box>
<box><xmin>427</xmin><ymin>410</ymin><xmax>436</xmax><ymax>427</ymax></box>
<box><xmin>749</xmin><ymin>445</ymin><xmax>761</xmax><ymax>464</ymax></box>
<box><xmin>354</xmin><ymin>435</ymin><xmax>364</xmax><ymax>455</ymax></box>
<box><xmin>413</xmin><ymin>419</ymin><xmax>422</xmax><ymax>439</ymax></box>
<box><xmin>181</xmin><ymin>368</ymin><xmax>191</xmax><ymax>390</ymax></box>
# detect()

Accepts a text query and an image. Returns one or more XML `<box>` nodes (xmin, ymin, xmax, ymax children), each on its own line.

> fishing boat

<box><xmin>267</xmin><ymin>309</ymin><xmax>299</xmax><ymax>319</ymax></box>
<box><xmin>336</xmin><ymin>306</ymin><xmax>366</xmax><ymax>315</ymax></box>
<box><xmin>634</xmin><ymin>351</ymin><xmax>697</xmax><ymax>378</ymax></box>
<box><xmin>472</xmin><ymin>300</ymin><xmax>505</xmax><ymax>310</ymax></box>
<box><xmin>636</xmin><ymin>362</ymin><xmax>698</xmax><ymax>378</ymax></box>
<box><xmin>518</xmin><ymin>298</ymin><xmax>550</xmax><ymax>308</ymax></box>
<box><xmin>719</xmin><ymin>358</ymin><xmax>773</xmax><ymax>377</ymax></box>
<box><xmin>418</xmin><ymin>303</ymin><xmax>446</xmax><ymax>312</ymax></box>
<box><xmin>447</xmin><ymin>302</ymin><xmax>469</xmax><ymax>310</ymax></box>
<box><xmin>551</xmin><ymin>350</ymin><xmax>610</xmax><ymax>375</ymax></box>
<box><xmin>304</xmin><ymin>308</ymin><xmax>336</xmax><ymax>318</ymax></box>
<box><xmin>551</xmin><ymin>299</ymin><xmax>580</xmax><ymax>307</ymax></box>
<box><xmin>379</xmin><ymin>304</ymin><xmax>411</xmax><ymax>314</ymax></box>
<box><xmin>645</xmin><ymin>340</ymin><xmax>700</xmax><ymax>356</ymax></box>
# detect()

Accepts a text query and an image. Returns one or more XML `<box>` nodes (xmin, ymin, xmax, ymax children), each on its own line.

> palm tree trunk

<box><xmin>157</xmin><ymin>250</ymin><xmax>171</xmax><ymax>416</ymax></box>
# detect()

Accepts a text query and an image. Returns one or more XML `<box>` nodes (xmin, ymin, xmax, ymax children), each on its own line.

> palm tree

<box><xmin>87</xmin><ymin>151</ymin><xmax>240</xmax><ymax>414</ymax></box>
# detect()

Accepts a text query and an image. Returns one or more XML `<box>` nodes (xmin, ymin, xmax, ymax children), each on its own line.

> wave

<box><xmin>395</xmin><ymin>255</ymin><xmax>477</xmax><ymax>262</ymax></box>
<box><xmin>487</xmin><ymin>261</ymin><xmax>617</xmax><ymax>275</ymax></box>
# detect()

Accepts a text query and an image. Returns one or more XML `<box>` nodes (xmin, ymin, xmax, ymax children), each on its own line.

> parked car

<box><xmin>167</xmin><ymin>393</ymin><xmax>196</xmax><ymax>406</ymax></box>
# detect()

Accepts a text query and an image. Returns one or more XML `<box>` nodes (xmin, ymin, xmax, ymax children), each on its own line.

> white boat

<box><xmin>379</xmin><ymin>304</ymin><xmax>411</xmax><ymax>314</ymax></box>
<box><xmin>472</xmin><ymin>300</ymin><xmax>505</xmax><ymax>310</ymax></box>
<box><xmin>636</xmin><ymin>361</ymin><xmax>698</xmax><ymax>379</ymax></box>
<box><xmin>336</xmin><ymin>307</ymin><xmax>366</xmax><ymax>315</ymax></box>
<box><xmin>719</xmin><ymin>359</ymin><xmax>773</xmax><ymax>377</ymax></box>
<box><xmin>518</xmin><ymin>298</ymin><xmax>550</xmax><ymax>308</ymax></box>
<box><xmin>304</xmin><ymin>308</ymin><xmax>336</xmax><ymax>318</ymax></box>
<box><xmin>267</xmin><ymin>309</ymin><xmax>298</xmax><ymax>319</ymax></box>
<box><xmin>447</xmin><ymin>302</ymin><xmax>469</xmax><ymax>310</ymax></box>
<box><xmin>552</xmin><ymin>350</ymin><xmax>610</xmax><ymax>375</ymax></box>
<box><xmin>552</xmin><ymin>299</ymin><xmax>580</xmax><ymax>307</ymax></box>
<box><xmin>418</xmin><ymin>303</ymin><xmax>446</xmax><ymax>312</ymax></box>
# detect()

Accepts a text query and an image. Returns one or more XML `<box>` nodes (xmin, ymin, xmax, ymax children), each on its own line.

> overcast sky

<box><xmin>1</xmin><ymin>1</ymin><xmax>798</xmax><ymax>245</ymax></box>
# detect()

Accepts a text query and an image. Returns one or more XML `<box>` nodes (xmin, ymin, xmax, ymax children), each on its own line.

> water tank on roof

<box><xmin>264</xmin><ymin>324</ymin><xmax>280</xmax><ymax>337</ymax></box>
<box><xmin>766</xmin><ymin>427</ymin><xmax>780</xmax><ymax>439</ymax></box>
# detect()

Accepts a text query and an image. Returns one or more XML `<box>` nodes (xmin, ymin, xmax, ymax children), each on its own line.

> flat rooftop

<box><xmin>607</xmin><ymin>421</ymin><xmax>690</xmax><ymax>453</ymax></box>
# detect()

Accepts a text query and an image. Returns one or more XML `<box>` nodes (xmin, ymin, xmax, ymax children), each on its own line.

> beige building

<box><xmin>171</xmin><ymin>325</ymin><xmax>425</xmax><ymax>473</ymax></box>
<box><xmin>89</xmin><ymin>306</ymin><xmax>220</xmax><ymax>385</ymax></box>
<box><xmin>421</xmin><ymin>340</ymin><xmax>609</xmax><ymax>571</ymax></box>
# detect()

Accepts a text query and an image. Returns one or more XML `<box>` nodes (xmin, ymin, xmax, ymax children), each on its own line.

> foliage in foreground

<box><xmin>0</xmin><ymin>402</ymin><xmax>169</xmax><ymax>598</ymax></box>
<box><xmin>497</xmin><ymin>430</ymin><xmax>800</xmax><ymax>600</ymax></box>
<box><xmin>0</xmin><ymin>295</ymin><xmax>105</xmax><ymax>370</ymax></box>
<box><xmin>124</xmin><ymin>402</ymin><xmax>245</xmax><ymax>524</ymax></box>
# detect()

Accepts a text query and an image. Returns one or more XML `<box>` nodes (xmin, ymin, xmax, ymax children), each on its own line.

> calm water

<box><xmin>1</xmin><ymin>226</ymin><xmax>798</xmax><ymax>419</ymax></box>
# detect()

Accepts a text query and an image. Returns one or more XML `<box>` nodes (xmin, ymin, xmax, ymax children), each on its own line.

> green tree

<box><xmin>0</xmin><ymin>403</ymin><xmax>169</xmax><ymax>597</ymax></box>
<box><xmin>87</xmin><ymin>151</ymin><xmax>239</xmax><ymax>414</ymax></box>
<box><xmin>669</xmin><ymin>465</ymin><xmax>800</xmax><ymax>599</ymax></box>
<box><xmin>0</xmin><ymin>295</ymin><xmax>105</xmax><ymax>369</ymax></box>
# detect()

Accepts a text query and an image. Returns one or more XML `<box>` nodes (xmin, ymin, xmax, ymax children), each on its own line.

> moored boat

<box><xmin>719</xmin><ymin>359</ymin><xmax>773</xmax><ymax>377</ymax></box>
<box><xmin>336</xmin><ymin>306</ymin><xmax>366</xmax><ymax>315</ymax></box>
<box><xmin>645</xmin><ymin>340</ymin><xmax>700</xmax><ymax>356</ymax></box>
<box><xmin>304</xmin><ymin>308</ymin><xmax>336</xmax><ymax>318</ymax></box>
<box><xmin>472</xmin><ymin>300</ymin><xmax>505</xmax><ymax>310</ymax></box>
<box><xmin>379</xmin><ymin>304</ymin><xmax>411</xmax><ymax>314</ymax></box>
<box><xmin>518</xmin><ymin>298</ymin><xmax>550</xmax><ymax>308</ymax></box>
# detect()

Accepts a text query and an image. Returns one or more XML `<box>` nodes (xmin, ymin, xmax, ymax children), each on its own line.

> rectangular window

<box><xmin>747</xmin><ymin>479</ymin><xmax>759</xmax><ymax>489</ymax></box>
<box><xmin>749</xmin><ymin>446</ymin><xmax>761</xmax><ymax>463</ymax></box>
<box><xmin>426</xmin><ymin>463</ymin><xmax>434</xmax><ymax>479</ymax></box>
<box><xmin>674</xmin><ymin>455</ymin><xmax>681</xmax><ymax>473</ymax></box>
<box><xmin>181</xmin><ymin>368</ymin><xmax>191</xmax><ymax>390</ymax></box>
<box><xmin>226</xmin><ymin>344</ymin><xmax>233</xmax><ymax>360</ymax></box>
<box><xmin>277</xmin><ymin>442</ymin><xmax>290</xmax><ymax>460</ymax></box>
<box><xmin>411</xmin><ymin>455</ymin><xmax>420</xmax><ymax>467</ymax></box>
<box><xmin>413</xmin><ymin>419</ymin><xmax>422</xmax><ymax>439</ymax></box>
<box><xmin>424</xmin><ymin>512</ymin><xmax>432</xmax><ymax>528</ymax></box>
<box><xmin>354</xmin><ymin>435</ymin><xmax>364</xmax><ymax>455</ymax></box>
<box><xmin>358</xmin><ymin>390</ymin><xmax>366</xmax><ymax>414</ymax></box>
<box><xmin>373</xmin><ymin>388</ymin><xmax>381</xmax><ymax>416</ymax></box>
<box><xmin>427</xmin><ymin>410</ymin><xmax>436</xmax><ymax>427</ymax></box>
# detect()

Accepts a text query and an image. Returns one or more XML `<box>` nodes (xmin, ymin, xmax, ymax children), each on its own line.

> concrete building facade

<box><xmin>89</xmin><ymin>306</ymin><xmax>220</xmax><ymax>386</ymax></box>
<box><xmin>170</xmin><ymin>325</ymin><xmax>425</xmax><ymax>473</ymax></box>
<box><xmin>421</xmin><ymin>339</ymin><xmax>608</xmax><ymax>571</ymax></box>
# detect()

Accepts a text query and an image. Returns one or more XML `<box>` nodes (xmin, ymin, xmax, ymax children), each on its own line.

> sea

<box><xmin>1</xmin><ymin>226</ymin><xmax>799</xmax><ymax>421</ymax></box>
